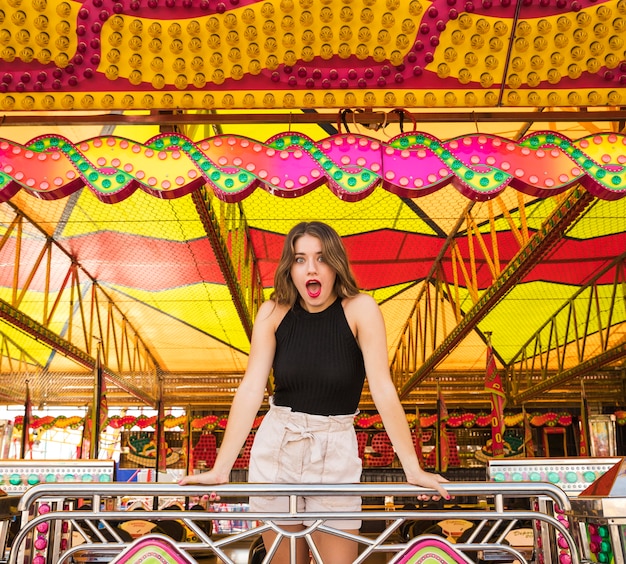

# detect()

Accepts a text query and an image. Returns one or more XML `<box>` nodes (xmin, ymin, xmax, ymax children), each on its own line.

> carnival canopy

<box><xmin>0</xmin><ymin>0</ymin><xmax>625</xmax><ymax>411</ymax></box>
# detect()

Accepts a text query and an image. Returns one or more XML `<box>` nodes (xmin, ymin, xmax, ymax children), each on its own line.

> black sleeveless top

<box><xmin>272</xmin><ymin>298</ymin><xmax>366</xmax><ymax>416</ymax></box>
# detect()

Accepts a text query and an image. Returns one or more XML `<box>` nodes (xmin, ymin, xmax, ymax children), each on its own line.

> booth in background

<box><xmin>0</xmin><ymin>460</ymin><xmax>115</xmax><ymax>563</ymax></box>
<box><xmin>0</xmin><ymin>460</ymin><xmax>115</xmax><ymax>495</ymax></box>
<box><xmin>588</xmin><ymin>415</ymin><xmax>618</xmax><ymax>458</ymax></box>
<box><xmin>0</xmin><ymin>493</ymin><xmax>19</xmax><ymax>562</ymax></box>
<box><xmin>569</xmin><ymin>457</ymin><xmax>626</xmax><ymax>564</ymax></box>
<box><xmin>488</xmin><ymin>457</ymin><xmax>622</xmax><ymax>564</ymax></box>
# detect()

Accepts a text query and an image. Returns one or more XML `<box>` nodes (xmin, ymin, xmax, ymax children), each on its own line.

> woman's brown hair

<box><xmin>271</xmin><ymin>222</ymin><xmax>360</xmax><ymax>305</ymax></box>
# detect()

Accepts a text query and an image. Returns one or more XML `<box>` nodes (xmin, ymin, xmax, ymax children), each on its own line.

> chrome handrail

<box><xmin>9</xmin><ymin>481</ymin><xmax>578</xmax><ymax>564</ymax></box>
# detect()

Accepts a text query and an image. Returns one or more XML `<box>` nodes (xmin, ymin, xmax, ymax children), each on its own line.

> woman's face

<box><xmin>290</xmin><ymin>233</ymin><xmax>337</xmax><ymax>312</ymax></box>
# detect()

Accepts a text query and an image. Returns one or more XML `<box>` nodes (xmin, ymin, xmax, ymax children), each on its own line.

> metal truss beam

<box><xmin>391</xmin><ymin>192</ymin><xmax>529</xmax><ymax>391</ymax></box>
<box><xmin>0</xmin><ymin>330</ymin><xmax>44</xmax><ymax>402</ymax></box>
<box><xmin>191</xmin><ymin>187</ymin><xmax>264</xmax><ymax>340</ymax></box>
<box><xmin>397</xmin><ymin>186</ymin><xmax>595</xmax><ymax>399</ymax></box>
<box><xmin>511</xmin><ymin>344</ymin><xmax>626</xmax><ymax>405</ymax></box>
<box><xmin>2</xmin><ymin>109</ymin><xmax>626</xmax><ymax>128</ymax></box>
<box><xmin>0</xmin><ymin>330</ymin><xmax>43</xmax><ymax>372</ymax></box>
<box><xmin>510</xmin><ymin>254</ymin><xmax>626</xmax><ymax>404</ymax></box>
<box><xmin>0</xmin><ymin>298</ymin><xmax>155</xmax><ymax>405</ymax></box>
<box><xmin>0</xmin><ymin>206</ymin><xmax>160</xmax><ymax>405</ymax></box>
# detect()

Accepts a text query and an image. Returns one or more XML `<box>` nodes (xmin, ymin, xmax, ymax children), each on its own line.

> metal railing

<box><xmin>8</xmin><ymin>481</ymin><xmax>579</xmax><ymax>564</ymax></box>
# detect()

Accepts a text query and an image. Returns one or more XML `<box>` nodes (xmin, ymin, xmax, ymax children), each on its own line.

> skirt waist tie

<box><xmin>284</xmin><ymin>421</ymin><xmax>323</xmax><ymax>463</ymax></box>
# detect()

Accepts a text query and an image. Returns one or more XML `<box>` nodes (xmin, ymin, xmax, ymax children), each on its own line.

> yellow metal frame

<box><xmin>0</xmin><ymin>207</ymin><xmax>159</xmax><ymax>405</ymax></box>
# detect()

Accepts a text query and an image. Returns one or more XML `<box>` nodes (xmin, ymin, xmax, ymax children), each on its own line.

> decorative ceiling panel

<box><xmin>0</xmin><ymin>0</ymin><xmax>625</xmax><ymax>111</ymax></box>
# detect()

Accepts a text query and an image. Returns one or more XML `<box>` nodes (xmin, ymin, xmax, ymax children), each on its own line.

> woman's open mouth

<box><xmin>305</xmin><ymin>280</ymin><xmax>322</xmax><ymax>298</ymax></box>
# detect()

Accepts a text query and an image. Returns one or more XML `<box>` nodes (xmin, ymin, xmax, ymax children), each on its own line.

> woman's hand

<box><xmin>178</xmin><ymin>469</ymin><xmax>229</xmax><ymax>486</ymax></box>
<box><xmin>405</xmin><ymin>469</ymin><xmax>450</xmax><ymax>501</ymax></box>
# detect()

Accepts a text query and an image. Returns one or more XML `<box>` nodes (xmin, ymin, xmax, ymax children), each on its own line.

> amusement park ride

<box><xmin>0</xmin><ymin>0</ymin><xmax>625</xmax><ymax>561</ymax></box>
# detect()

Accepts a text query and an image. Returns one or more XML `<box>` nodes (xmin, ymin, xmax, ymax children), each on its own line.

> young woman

<box><xmin>180</xmin><ymin>221</ymin><xmax>449</xmax><ymax>563</ymax></box>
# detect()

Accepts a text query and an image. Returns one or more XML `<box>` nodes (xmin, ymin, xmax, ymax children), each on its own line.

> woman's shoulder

<box><xmin>256</xmin><ymin>299</ymin><xmax>291</xmax><ymax>328</ymax></box>
<box><xmin>342</xmin><ymin>292</ymin><xmax>380</xmax><ymax>318</ymax></box>
<box><xmin>343</xmin><ymin>292</ymin><xmax>376</xmax><ymax>306</ymax></box>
